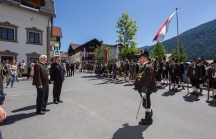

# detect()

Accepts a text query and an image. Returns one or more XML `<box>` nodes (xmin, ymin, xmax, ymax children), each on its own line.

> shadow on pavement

<box><xmin>0</xmin><ymin>112</ymin><xmax>36</xmax><ymax>126</ymax></box>
<box><xmin>124</xmin><ymin>83</ymin><xmax>134</xmax><ymax>86</ymax></box>
<box><xmin>11</xmin><ymin>102</ymin><xmax>53</xmax><ymax>113</ymax></box>
<box><xmin>183</xmin><ymin>94</ymin><xmax>199</xmax><ymax>102</ymax></box>
<box><xmin>161</xmin><ymin>91</ymin><xmax>176</xmax><ymax>96</ymax></box>
<box><xmin>206</xmin><ymin>99</ymin><xmax>216</xmax><ymax>107</ymax></box>
<box><xmin>111</xmin><ymin>123</ymin><xmax>149</xmax><ymax>139</ymax></box>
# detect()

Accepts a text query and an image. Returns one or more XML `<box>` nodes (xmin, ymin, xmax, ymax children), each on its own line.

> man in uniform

<box><xmin>134</xmin><ymin>50</ymin><xmax>156</xmax><ymax>125</ymax></box>
<box><xmin>154</xmin><ymin>58</ymin><xmax>162</xmax><ymax>88</ymax></box>
<box><xmin>197</xmin><ymin>58</ymin><xmax>206</xmax><ymax>93</ymax></box>
<box><xmin>33</xmin><ymin>55</ymin><xmax>50</xmax><ymax>115</ymax></box>
<box><xmin>177</xmin><ymin>59</ymin><xmax>185</xmax><ymax>89</ymax></box>
<box><xmin>169</xmin><ymin>58</ymin><xmax>180</xmax><ymax>92</ymax></box>
<box><xmin>208</xmin><ymin>60</ymin><xmax>216</xmax><ymax>99</ymax></box>
<box><xmin>162</xmin><ymin>56</ymin><xmax>169</xmax><ymax>86</ymax></box>
<box><xmin>187</xmin><ymin>59</ymin><xmax>202</xmax><ymax>97</ymax></box>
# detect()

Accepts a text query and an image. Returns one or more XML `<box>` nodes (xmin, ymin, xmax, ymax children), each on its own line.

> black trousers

<box><xmin>36</xmin><ymin>85</ymin><xmax>49</xmax><ymax>112</ymax></box>
<box><xmin>27</xmin><ymin>68</ymin><xmax>31</xmax><ymax>79</ymax></box>
<box><xmin>139</xmin><ymin>91</ymin><xmax>151</xmax><ymax>109</ymax></box>
<box><xmin>211</xmin><ymin>79</ymin><xmax>216</xmax><ymax>89</ymax></box>
<box><xmin>190</xmin><ymin>78</ymin><xmax>200</xmax><ymax>88</ymax></box>
<box><xmin>179</xmin><ymin>74</ymin><xmax>183</xmax><ymax>83</ymax></box>
<box><xmin>70</xmin><ymin>69</ymin><xmax>74</xmax><ymax>76</ymax></box>
<box><xmin>171</xmin><ymin>75</ymin><xmax>179</xmax><ymax>84</ymax></box>
<box><xmin>155</xmin><ymin>74</ymin><xmax>161</xmax><ymax>81</ymax></box>
<box><xmin>162</xmin><ymin>70</ymin><xmax>168</xmax><ymax>79</ymax></box>
<box><xmin>53</xmin><ymin>80</ymin><xmax>63</xmax><ymax>101</ymax></box>
<box><xmin>66</xmin><ymin>69</ymin><xmax>70</xmax><ymax>76</ymax></box>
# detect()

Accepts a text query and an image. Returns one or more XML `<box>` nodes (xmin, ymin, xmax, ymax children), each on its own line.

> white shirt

<box><xmin>20</xmin><ymin>62</ymin><xmax>25</xmax><ymax>69</ymax></box>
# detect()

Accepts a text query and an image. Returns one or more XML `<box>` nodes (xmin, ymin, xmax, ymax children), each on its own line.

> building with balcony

<box><xmin>0</xmin><ymin>0</ymin><xmax>56</xmax><ymax>64</ymax></box>
<box><xmin>50</xmin><ymin>26</ymin><xmax>62</xmax><ymax>59</ymax></box>
<box><xmin>68</xmin><ymin>38</ymin><xmax>122</xmax><ymax>63</ymax></box>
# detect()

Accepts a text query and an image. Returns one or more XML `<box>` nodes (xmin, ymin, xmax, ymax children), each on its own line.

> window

<box><xmin>29</xmin><ymin>32</ymin><xmax>39</xmax><ymax>43</ymax></box>
<box><xmin>0</xmin><ymin>21</ymin><xmax>18</xmax><ymax>43</ymax></box>
<box><xmin>26</xmin><ymin>27</ymin><xmax>43</xmax><ymax>45</ymax></box>
<box><xmin>30</xmin><ymin>57</ymin><xmax>39</xmax><ymax>63</ymax></box>
<box><xmin>0</xmin><ymin>28</ymin><xmax>14</xmax><ymax>40</ymax></box>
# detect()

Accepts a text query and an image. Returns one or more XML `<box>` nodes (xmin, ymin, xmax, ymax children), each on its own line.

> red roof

<box><xmin>70</xmin><ymin>44</ymin><xmax>80</xmax><ymax>50</ymax></box>
<box><xmin>52</xmin><ymin>26</ymin><xmax>62</xmax><ymax>37</ymax></box>
<box><xmin>60</xmin><ymin>52</ymin><xmax>68</xmax><ymax>58</ymax></box>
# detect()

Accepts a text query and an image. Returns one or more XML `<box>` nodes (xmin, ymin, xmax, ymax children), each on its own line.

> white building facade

<box><xmin>0</xmin><ymin>0</ymin><xmax>55</xmax><ymax>64</ymax></box>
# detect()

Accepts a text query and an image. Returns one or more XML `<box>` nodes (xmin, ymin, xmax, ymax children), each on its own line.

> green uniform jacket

<box><xmin>134</xmin><ymin>62</ymin><xmax>157</xmax><ymax>94</ymax></box>
<box><xmin>0</xmin><ymin>65</ymin><xmax>4</xmax><ymax>78</ymax></box>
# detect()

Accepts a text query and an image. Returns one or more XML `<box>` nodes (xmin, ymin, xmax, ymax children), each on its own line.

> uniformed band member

<box><xmin>154</xmin><ymin>58</ymin><xmax>162</xmax><ymax>88</ymax></box>
<box><xmin>187</xmin><ymin>59</ymin><xmax>202</xmax><ymax>97</ymax></box>
<box><xmin>177</xmin><ymin>59</ymin><xmax>185</xmax><ymax>89</ymax></box>
<box><xmin>162</xmin><ymin>56</ymin><xmax>169</xmax><ymax>86</ymax></box>
<box><xmin>169</xmin><ymin>58</ymin><xmax>180</xmax><ymax>92</ymax></box>
<box><xmin>134</xmin><ymin>50</ymin><xmax>157</xmax><ymax>125</ymax></box>
<box><xmin>208</xmin><ymin>60</ymin><xmax>216</xmax><ymax>99</ymax></box>
<box><xmin>33</xmin><ymin>55</ymin><xmax>50</xmax><ymax>115</ymax></box>
<box><xmin>197</xmin><ymin>59</ymin><xmax>206</xmax><ymax>92</ymax></box>
<box><xmin>124</xmin><ymin>61</ymin><xmax>130</xmax><ymax>82</ymax></box>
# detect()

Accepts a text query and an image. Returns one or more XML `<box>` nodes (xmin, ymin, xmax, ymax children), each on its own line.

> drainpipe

<box><xmin>47</xmin><ymin>17</ymin><xmax>51</xmax><ymax>63</ymax></box>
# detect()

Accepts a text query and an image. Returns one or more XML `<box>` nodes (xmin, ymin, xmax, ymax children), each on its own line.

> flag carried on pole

<box><xmin>153</xmin><ymin>10</ymin><xmax>179</xmax><ymax>42</ymax></box>
<box><xmin>104</xmin><ymin>50</ymin><xmax>109</xmax><ymax>69</ymax></box>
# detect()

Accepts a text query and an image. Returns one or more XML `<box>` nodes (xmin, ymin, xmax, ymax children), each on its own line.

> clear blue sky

<box><xmin>53</xmin><ymin>0</ymin><xmax>216</xmax><ymax>52</ymax></box>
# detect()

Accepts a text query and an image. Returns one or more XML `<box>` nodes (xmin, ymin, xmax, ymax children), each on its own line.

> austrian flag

<box><xmin>153</xmin><ymin>10</ymin><xmax>179</xmax><ymax>42</ymax></box>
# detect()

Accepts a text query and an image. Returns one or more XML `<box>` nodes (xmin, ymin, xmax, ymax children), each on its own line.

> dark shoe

<box><xmin>57</xmin><ymin>100</ymin><xmax>63</xmax><ymax>103</ymax></box>
<box><xmin>178</xmin><ymin>85</ymin><xmax>181</xmax><ymax>88</ymax></box>
<box><xmin>36</xmin><ymin>111</ymin><xmax>45</xmax><ymax>115</ymax></box>
<box><xmin>175</xmin><ymin>88</ymin><xmax>178</xmax><ymax>92</ymax></box>
<box><xmin>196</xmin><ymin>93</ymin><xmax>199</xmax><ymax>97</ymax></box>
<box><xmin>53</xmin><ymin>101</ymin><xmax>58</xmax><ymax>104</ymax></box>
<box><xmin>139</xmin><ymin>112</ymin><xmax>153</xmax><ymax>125</ymax></box>
<box><xmin>182</xmin><ymin>86</ymin><xmax>185</xmax><ymax>90</ymax></box>
<box><xmin>171</xmin><ymin>88</ymin><xmax>174</xmax><ymax>91</ymax></box>
<box><xmin>42</xmin><ymin>109</ymin><xmax>50</xmax><ymax>112</ymax></box>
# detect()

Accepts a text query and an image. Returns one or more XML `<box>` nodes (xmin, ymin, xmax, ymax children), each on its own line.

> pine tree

<box><xmin>150</xmin><ymin>42</ymin><xmax>166</xmax><ymax>61</ymax></box>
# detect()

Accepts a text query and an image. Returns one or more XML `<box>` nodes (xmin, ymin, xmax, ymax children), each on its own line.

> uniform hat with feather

<box><xmin>213</xmin><ymin>60</ymin><xmax>216</xmax><ymax>63</ymax></box>
<box><xmin>163</xmin><ymin>56</ymin><xmax>166</xmax><ymax>60</ymax></box>
<box><xmin>192</xmin><ymin>58</ymin><xmax>196</xmax><ymax>62</ymax></box>
<box><xmin>140</xmin><ymin>49</ymin><xmax>149</xmax><ymax>58</ymax></box>
<box><xmin>172</xmin><ymin>58</ymin><xmax>175</xmax><ymax>61</ymax></box>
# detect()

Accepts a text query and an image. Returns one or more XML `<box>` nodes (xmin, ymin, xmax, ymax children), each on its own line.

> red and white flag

<box><xmin>153</xmin><ymin>10</ymin><xmax>179</xmax><ymax>42</ymax></box>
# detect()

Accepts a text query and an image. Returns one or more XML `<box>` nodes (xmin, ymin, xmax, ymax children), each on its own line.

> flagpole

<box><xmin>176</xmin><ymin>8</ymin><xmax>180</xmax><ymax>59</ymax></box>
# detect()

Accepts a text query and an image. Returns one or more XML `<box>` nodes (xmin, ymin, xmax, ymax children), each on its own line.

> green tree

<box><xmin>170</xmin><ymin>42</ymin><xmax>187</xmax><ymax>60</ymax></box>
<box><xmin>116</xmin><ymin>11</ymin><xmax>138</xmax><ymax>60</ymax></box>
<box><xmin>150</xmin><ymin>41</ymin><xmax>166</xmax><ymax>61</ymax></box>
<box><xmin>94</xmin><ymin>44</ymin><xmax>111</xmax><ymax>60</ymax></box>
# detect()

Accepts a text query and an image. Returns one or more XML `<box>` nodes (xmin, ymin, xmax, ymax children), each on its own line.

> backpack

<box><xmin>18</xmin><ymin>62</ymin><xmax>21</xmax><ymax>69</ymax></box>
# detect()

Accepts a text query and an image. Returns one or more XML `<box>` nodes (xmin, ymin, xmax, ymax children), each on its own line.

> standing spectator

<box><xmin>66</xmin><ymin>62</ymin><xmax>71</xmax><ymax>77</ymax></box>
<box><xmin>14</xmin><ymin>61</ymin><xmax>19</xmax><ymax>82</ymax></box>
<box><xmin>3</xmin><ymin>60</ymin><xmax>10</xmax><ymax>84</ymax></box>
<box><xmin>32</xmin><ymin>55</ymin><xmax>50</xmax><ymax>115</ymax></box>
<box><xmin>30</xmin><ymin>63</ymin><xmax>35</xmax><ymax>79</ymax></box>
<box><xmin>27</xmin><ymin>61</ymin><xmax>32</xmax><ymax>80</ymax></box>
<box><xmin>6</xmin><ymin>60</ymin><xmax>17</xmax><ymax>88</ymax></box>
<box><xmin>20</xmin><ymin>60</ymin><xmax>25</xmax><ymax>78</ymax></box>
<box><xmin>70</xmin><ymin>62</ymin><xmax>75</xmax><ymax>76</ymax></box>
<box><xmin>50</xmin><ymin>56</ymin><xmax>65</xmax><ymax>104</ymax></box>
<box><xmin>0</xmin><ymin>64</ymin><xmax>6</xmax><ymax>95</ymax></box>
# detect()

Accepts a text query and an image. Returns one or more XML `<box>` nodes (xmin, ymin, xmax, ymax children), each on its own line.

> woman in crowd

<box><xmin>6</xmin><ymin>60</ymin><xmax>17</xmax><ymax>88</ymax></box>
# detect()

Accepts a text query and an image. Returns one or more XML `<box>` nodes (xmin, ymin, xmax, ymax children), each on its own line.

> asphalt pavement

<box><xmin>0</xmin><ymin>73</ymin><xmax>216</xmax><ymax>139</ymax></box>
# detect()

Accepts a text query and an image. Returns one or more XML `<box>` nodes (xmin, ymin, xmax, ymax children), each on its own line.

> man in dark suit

<box><xmin>50</xmin><ymin>56</ymin><xmax>65</xmax><ymax>104</ymax></box>
<box><xmin>32</xmin><ymin>55</ymin><xmax>50</xmax><ymax>115</ymax></box>
<box><xmin>134</xmin><ymin>50</ymin><xmax>157</xmax><ymax>125</ymax></box>
<box><xmin>70</xmin><ymin>62</ymin><xmax>75</xmax><ymax>76</ymax></box>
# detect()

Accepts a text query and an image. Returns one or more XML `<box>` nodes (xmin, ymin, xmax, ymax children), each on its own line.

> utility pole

<box><xmin>176</xmin><ymin>8</ymin><xmax>180</xmax><ymax>59</ymax></box>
